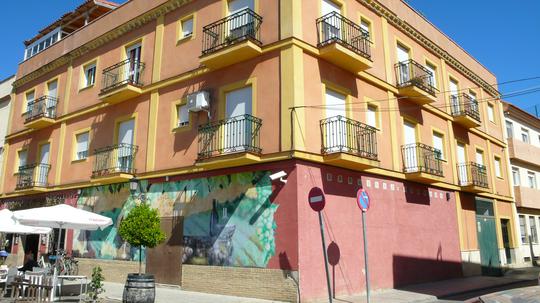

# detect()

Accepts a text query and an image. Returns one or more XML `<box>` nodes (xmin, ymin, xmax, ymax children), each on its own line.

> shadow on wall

<box><xmin>404</xmin><ymin>183</ymin><xmax>431</xmax><ymax>205</ymax></box>
<box><xmin>393</xmin><ymin>254</ymin><xmax>463</xmax><ymax>288</ymax></box>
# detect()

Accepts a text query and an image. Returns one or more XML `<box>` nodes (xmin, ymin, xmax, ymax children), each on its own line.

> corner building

<box><xmin>0</xmin><ymin>0</ymin><xmax>515</xmax><ymax>301</ymax></box>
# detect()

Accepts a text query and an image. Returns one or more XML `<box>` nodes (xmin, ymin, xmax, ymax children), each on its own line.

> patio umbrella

<box><xmin>0</xmin><ymin>209</ymin><xmax>52</xmax><ymax>235</ymax></box>
<box><xmin>13</xmin><ymin>204</ymin><xmax>113</xmax><ymax>252</ymax></box>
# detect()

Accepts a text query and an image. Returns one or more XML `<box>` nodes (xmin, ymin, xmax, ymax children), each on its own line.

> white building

<box><xmin>504</xmin><ymin>101</ymin><xmax>540</xmax><ymax>264</ymax></box>
<box><xmin>0</xmin><ymin>76</ymin><xmax>15</xmax><ymax>189</ymax></box>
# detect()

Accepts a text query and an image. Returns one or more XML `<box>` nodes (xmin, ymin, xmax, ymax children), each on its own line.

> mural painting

<box><xmin>72</xmin><ymin>171</ymin><xmax>279</xmax><ymax>268</ymax></box>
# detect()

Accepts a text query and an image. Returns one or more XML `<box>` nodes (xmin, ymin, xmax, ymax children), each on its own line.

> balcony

<box><xmin>508</xmin><ymin>137</ymin><xmax>540</xmax><ymax>167</ymax></box>
<box><xmin>450</xmin><ymin>94</ymin><xmax>481</xmax><ymax>128</ymax></box>
<box><xmin>457</xmin><ymin>162</ymin><xmax>489</xmax><ymax>193</ymax></box>
<box><xmin>15</xmin><ymin>163</ymin><xmax>50</xmax><ymax>193</ymax></box>
<box><xmin>316</xmin><ymin>12</ymin><xmax>373</xmax><ymax>74</ymax></box>
<box><xmin>401</xmin><ymin>143</ymin><xmax>444</xmax><ymax>182</ymax></box>
<box><xmin>91</xmin><ymin>143</ymin><xmax>138</xmax><ymax>183</ymax></box>
<box><xmin>23</xmin><ymin>96</ymin><xmax>58</xmax><ymax>129</ymax></box>
<box><xmin>514</xmin><ymin>186</ymin><xmax>540</xmax><ymax>210</ymax></box>
<box><xmin>99</xmin><ymin>59</ymin><xmax>145</xmax><ymax>104</ymax></box>
<box><xmin>197</xmin><ymin>114</ymin><xmax>262</xmax><ymax>168</ymax></box>
<box><xmin>200</xmin><ymin>8</ymin><xmax>262</xmax><ymax>69</ymax></box>
<box><xmin>395</xmin><ymin>59</ymin><xmax>437</xmax><ymax>104</ymax></box>
<box><xmin>320</xmin><ymin>115</ymin><xmax>378</xmax><ymax>168</ymax></box>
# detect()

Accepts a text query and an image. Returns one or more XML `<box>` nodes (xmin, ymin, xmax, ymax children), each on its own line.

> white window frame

<box><xmin>528</xmin><ymin>171</ymin><xmax>537</xmax><ymax>189</ymax></box>
<box><xmin>522</xmin><ymin>128</ymin><xmax>530</xmax><ymax>144</ymax></box>
<box><xmin>181</xmin><ymin>17</ymin><xmax>194</xmax><ymax>39</ymax></box>
<box><xmin>84</xmin><ymin>63</ymin><xmax>97</xmax><ymax>88</ymax></box>
<box><xmin>432</xmin><ymin>132</ymin><xmax>445</xmax><ymax>160</ymax></box>
<box><xmin>176</xmin><ymin>104</ymin><xmax>190</xmax><ymax>128</ymax></box>
<box><xmin>512</xmin><ymin>167</ymin><xmax>520</xmax><ymax>186</ymax></box>
<box><xmin>74</xmin><ymin>132</ymin><xmax>90</xmax><ymax>161</ymax></box>
<box><xmin>487</xmin><ymin>103</ymin><xmax>495</xmax><ymax>122</ymax></box>
<box><xmin>425</xmin><ymin>62</ymin><xmax>437</xmax><ymax>89</ymax></box>
<box><xmin>494</xmin><ymin>156</ymin><xmax>502</xmax><ymax>178</ymax></box>
<box><xmin>505</xmin><ymin>120</ymin><xmax>513</xmax><ymax>138</ymax></box>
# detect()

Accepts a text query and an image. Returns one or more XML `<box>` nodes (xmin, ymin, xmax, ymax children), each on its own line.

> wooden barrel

<box><xmin>122</xmin><ymin>273</ymin><xmax>155</xmax><ymax>303</ymax></box>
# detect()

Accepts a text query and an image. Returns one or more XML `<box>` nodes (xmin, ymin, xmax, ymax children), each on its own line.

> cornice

<box><xmin>359</xmin><ymin>0</ymin><xmax>500</xmax><ymax>98</ymax></box>
<box><xmin>13</xmin><ymin>0</ymin><xmax>191</xmax><ymax>89</ymax></box>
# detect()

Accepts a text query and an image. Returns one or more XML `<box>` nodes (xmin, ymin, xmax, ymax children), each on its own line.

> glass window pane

<box><xmin>487</xmin><ymin>104</ymin><xmax>495</xmax><ymax>122</ymax></box>
<box><xmin>505</xmin><ymin>121</ymin><xmax>513</xmax><ymax>138</ymax></box>
<box><xmin>76</xmin><ymin>132</ymin><xmax>89</xmax><ymax>160</ymax></box>
<box><xmin>432</xmin><ymin>132</ymin><xmax>444</xmax><ymax>160</ymax></box>
<box><xmin>530</xmin><ymin>217</ymin><xmax>538</xmax><ymax>243</ymax></box>
<box><xmin>512</xmin><ymin>167</ymin><xmax>520</xmax><ymax>186</ymax></box>
<box><xmin>366</xmin><ymin>105</ymin><xmax>377</xmax><ymax>127</ymax></box>
<box><xmin>177</xmin><ymin>104</ymin><xmax>189</xmax><ymax>127</ymax></box>
<box><xmin>520</xmin><ymin>215</ymin><xmax>528</xmax><ymax>243</ymax></box>
<box><xmin>182</xmin><ymin>18</ymin><xmax>194</xmax><ymax>37</ymax></box>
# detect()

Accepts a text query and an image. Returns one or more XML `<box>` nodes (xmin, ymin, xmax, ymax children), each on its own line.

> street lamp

<box><xmin>129</xmin><ymin>176</ymin><xmax>146</xmax><ymax>202</ymax></box>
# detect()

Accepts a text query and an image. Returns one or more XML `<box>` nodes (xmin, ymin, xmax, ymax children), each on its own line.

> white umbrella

<box><xmin>0</xmin><ymin>209</ymin><xmax>52</xmax><ymax>235</ymax></box>
<box><xmin>13</xmin><ymin>204</ymin><xmax>113</xmax><ymax>252</ymax></box>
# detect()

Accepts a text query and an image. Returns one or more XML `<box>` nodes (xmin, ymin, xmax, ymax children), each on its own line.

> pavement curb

<box><xmin>437</xmin><ymin>279</ymin><xmax>532</xmax><ymax>300</ymax></box>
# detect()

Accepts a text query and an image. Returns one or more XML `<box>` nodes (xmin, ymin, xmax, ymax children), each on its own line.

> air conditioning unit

<box><xmin>186</xmin><ymin>91</ymin><xmax>210</xmax><ymax>112</ymax></box>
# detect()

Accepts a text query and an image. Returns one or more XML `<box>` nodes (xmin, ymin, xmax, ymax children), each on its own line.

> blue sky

<box><xmin>1</xmin><ymin>1</ymin><xmax>539</xmax><ymax>112</ymax></box>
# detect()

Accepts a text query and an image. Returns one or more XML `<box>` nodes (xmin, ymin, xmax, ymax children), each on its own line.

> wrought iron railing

<box><xmin>16</xmin><ymin>163</ymin><xmax>50</xmax><ymax>189</ymax></box>
<box><xmin>23</xmin><ymin>96</ymin><xmax>58</xmax><ymax>123</ymax></box>
<box><xmin>320</xmin><ymin>115</ymin><xmax>377</xmax><ymax>160</ymax></box>
<box><xmin>197</xmin><ymin>114</ymin><xmax>262</xmax><ymax>160</ymax></box>
<box><xmin>101</xmin><ymin>59</ymin><xmax>145</xmax><ymax>94</ymax></box>
<box><xmin>395</xmin><ymin>59</ymin><xmax>437</xmax><ymax>96</ymax></box>
<box><xmin>316</xmin><ymin>11</ymin><xmax>372</xmax><ymax>60</ymax></box>
<box><xmin>202</xmin><ymin>8</ymin><xmax>262</xmax><ymax>55</ymax></box>
<box><xmin>401</xmin><ymin>143</ymin><xmax>443</xmax><ymax>176</ymax></box>
<box><xmin>450</xmin><ymin>93</ymin><xmax>481</xmax><ymax>122</ymax></box>
<box><xmin>457</xmin><ymin>162</ymin><xmax>489</xmax><ymax>188</ymax></box>
<box><xmin>91</xmin><ymin>143</ymin><xmax>138</xmax><ymax>178</ymax></box>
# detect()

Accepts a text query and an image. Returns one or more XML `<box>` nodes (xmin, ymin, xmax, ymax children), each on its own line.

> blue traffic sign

<box><xmin>356</xmin><ymin>189</ymin><xmax>370</xmax><ymax>212</ymax></box>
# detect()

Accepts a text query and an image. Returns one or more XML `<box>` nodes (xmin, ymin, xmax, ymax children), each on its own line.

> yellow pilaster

<box><xmin>280</xmin><ymin>45</ymin><xmax>305</xmax><ymax>151</ymax></box>
<box><xmin>6</xmin><ymin>93</ymin><xmax>16</xmax><ymax>136</ymax></box>
<box><xmin>492</xmin><ymin>199</ymin><xmax>503</xmax><ymax>249</ymax></box>
<box><xmin>440</xmin><ymin>60</ymin><xmax>449</xmax><ymax>110</ymax></box>
<box><xmin>63</xmin><ymin>64</ymin><xmax>73</xmax><ymax>115</ymax></box>
<box><xmin>146</xmin><ymin>90</ymin><xmax>159</xmax><ymax>171</ymax></box>
<box><xmin>152</xmin><ymin>15</ymin><xmax>165</xmax><ymax>83</ymax></box>
<box><xmin>387</xmin><ymin>91</ymin><xmax>400</xmax><ymax>170</ymax></box>
<box><xmin>280</xmin><ymin>0</ymin><xmax>302</xmax><ymax>39</ymax></box>
<box><xmin>447</xmin><ymin>120</ymin><xmax>458</xmax><ymax>185</ymax></box>
<box><xmin>0</xmin><ymin>143</ymin><xmax>10</xmax><ymax>195</ymax></box>
<box><xmin>381</xmin><ymin>17</ymin><xmax>393</xmax><ymax>84</ymax></box>
<box><xmin>454</xmin><ymin>191</ymin><xmax>466</xmax><ymax>251</ymax></box>
<box><xmin>54</xmin><ymin>122</ymin><xmax>67</xmax><ymax>185</ymax></box>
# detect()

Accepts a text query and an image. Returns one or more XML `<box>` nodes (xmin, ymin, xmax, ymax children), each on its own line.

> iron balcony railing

<box><xmin>395</xmin><ymin>59</ymin><xmax>437</xmax><ymax>96</ymax></box>
<box><xmin>401</xmin><ymin>143</ymin><xmax>443</xmax><ymax>176</ymax></box>
<box><xmin>91</xmin><ymin>143</ymin><xmax>138</xmax><ymax>178</ymax></box>
<box><xmin>316</xmin><ymin>11</ymin><xmax>372</xmax><ymax>60</ymax></box>
<box><xmin>457</xmin><ymin>162</ymin><xmax>489</xmax><ymax>188</ymax></box>
<box><xmin>197</xmin><ymin>114</ymin><xmax>262</xmax><ymax>160</ymax></box>
<box><xmin>101</xmin><ymin>58</ymin><xmax>145</xmax><ymax>94</ymax></box>
<box><xmin>450</xmin><ymin>93</ymin><xmax>481</xmax><ymax>122</ymax></box>
<box><xmin>16</xmin><ymin>163</ymin><xmax>50</xmax><ymax>189</ymax></box>
<box><xmin>23</xmin><ymin>96</ymin><xmax>58</xmax><ymax>123</ymax></box>
<box><xmin>320</xmin><ymin>115</ymin><xmax>378</xmax><ymax>160</ymax></box>
<box><xmin>202</xmin><ymin>8</ymin><xmax>262</xmax><ymax>55</ymax></box>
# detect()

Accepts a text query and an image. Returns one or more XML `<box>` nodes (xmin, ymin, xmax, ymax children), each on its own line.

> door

<box><xmin>126</xmin><ymin>44</ymin><xmax>142</xmax><ymax>84</ymax></box>
<box><xmin>146</xmin><ymin>216</ymin><xmax>183</xmax><ymax>285</ymax></box>
<box><xmin>321</xmin><ymin>0</ymin><xmax>341</xmax><ymax>41</ymax></box>
<box><xmin>500</xmin><ymin>219</ymin><xmax>512</xmax><ymax>264</ymax></box>
<box><xmin>38</xmin><ymin>143</ymin><xmax>50</xmax><ymax>186</ymax></box>
<box><xmin>403</xmin><ymin>121</ymin><xmax>417</xmax><ymax>172</ymax></box>
<box><xmin>397</xmin><ymin>44</ymin><xmax>410</xmax><ymax>84</ymax></box>
<box><xmin>476</xmin><ymin>150</ymin><xmax>484</xmax><ymax>166</ymax></box>
<box><xmin>227</xmin><ymin>0</ymin><xmax>255</xmax><ymax>40</ymax></box>
<box><xmin>325</xmin><ymin>89</ymin><xmax>347</xmax><ymax>152</ymax></box>
<box><xmin>46</xmin><ymin>80</ymin><xmax>58</xmax><ymax>118</ymax></box>
<box><xmin>457</xmin><ymin>143</ymin><xmax>468</xmax><ymax>185</ymax></box>
<box><xmin>475</xmin><ymin>199</ymin><xmax>502</xmax><ymax>276</ymax></box>
<box><xmin>117</xmin><ymin>119</ymin><xmax>135</xmax><ymax>172</ymax></box>
<box><xmin>225</xmin><ymin>86</ymin><xmax>252</xmax><ymax>152</ymax></box>
<box><xmin>449</xmin><ymin>80</ymin><xmax>459</xmax><ymax>113</ymax></box>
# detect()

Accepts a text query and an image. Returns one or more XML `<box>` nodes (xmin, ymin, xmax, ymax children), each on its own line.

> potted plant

<box><xmin>118</xmin><ymin>203</ymin><xmax>165</xmax><ymax>303</ymax></box>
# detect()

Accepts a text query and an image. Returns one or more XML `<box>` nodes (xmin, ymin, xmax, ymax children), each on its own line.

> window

<box><xmin>528</xmin><ymin>171</ymin><xmax>537</xmax><ymax>189</ymax></box>
<box><xmin>176</xmin><ymin>104</ymin><xmax>189</xmax><ymax>127</ymax></box>
<box><xmin>512</xmin><ymin>167</ymin><xmax>520</xmax><ymax>186</ymax></box>
<box><xmin>505</xmin><ymin>120</ymin><xmax>513</xmax><ymax>138</ymax></box>
<box><xmin>487</xmin><ymin>103</ymin><xmax>495</xmax><ymax>122</ymax></box>
<box><xmin>475</xmin><ymin>149</ymin><xmax>484</xmax><ymax>166</ymax></box>
<box><xmin>75</xmin><ymin>132</ymin><xmax>89</xmax><ymax>161</ymax></box>
<box><xmin>366</xmin><ymin>104</ymin><xmax>377</xmax><ymax>128</ymax></box>
<box><xmin>519</xmin><ymin>215</ymin><xmax>528</xmax><ymax>244</ymax></box>
<box><xmin>521</xmin><ymin>128</ymin><xmax>530</xmax><ymax>143</ymax></box>
<box><xmin>17</xmin><ymin>150</ymin><xmax>28</xmax><ymax>172</ymax></box>
<box><xmin>432</xmin><ymin>132</ymin><xmax>445</xmax><ymax>160</ymax></box>
<box><xmin>530</xmin><ymin>217</ymin><xmax>538</xmax><ymax>243</ymax></box>
<box><xmin>84</xmin><ymin>63</ymin><xmax>96</xmax><ymax>87</ymax></box>
<box><xmin>425</xmin><ymin>62</ymin><xmax>437</xmax><ymax>89</ymax></box>
<box><xmin>360</xmin><ymin>18</ymin><xmax>371</xmax><ymax>40</ymax></box>
<box><xmin>494</xmin><ymin>156</ymin><xmax>502</xmax><ymax>178</ymax></box>
<box><xmin>25</xmin><ymin>90</ymin><xmax>35</xmax><ymax>112</ymax></box>
<box><xmin>180</xmin><ymin>16</ymin><xmax>194</xmax><ymax>39</ymax></box>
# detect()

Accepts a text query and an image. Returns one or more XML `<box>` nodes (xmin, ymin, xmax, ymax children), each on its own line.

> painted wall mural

<box><xmin>72</xmin><ymin>171</ymin><xmax>279</xmax><ymax>268</ymax></box>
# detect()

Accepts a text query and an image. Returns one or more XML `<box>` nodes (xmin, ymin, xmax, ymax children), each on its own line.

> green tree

<box><xmin>118</xmin><ymin>203</ymin><xmax>165</xmax><ymax>274</ymax></box>
<box><xmin>87</xmin><ymin>266</ymin><xmax>105</xmax><ymax>302</ymax></box>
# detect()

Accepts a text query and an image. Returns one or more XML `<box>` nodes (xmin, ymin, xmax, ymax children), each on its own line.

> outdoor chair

<box><xmin>1</xmin><ymin>267</ymin><xmax>18</xmax><ymax>297</ymax></box>
<box><xmin>10</xmin><ymin>272</ymin><xmax>53</xmax><ymax>303</ymax></box>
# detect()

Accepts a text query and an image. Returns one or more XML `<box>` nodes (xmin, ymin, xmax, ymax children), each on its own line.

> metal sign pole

<box><xmin>362</xmin><ymin>210</ymin><xmax>370</xmax><ymax>303</ymax></box>
<box><xmin>319</xmin><ymin>211</ymin><xmax>333</xmax><ymax>303</ymax></box>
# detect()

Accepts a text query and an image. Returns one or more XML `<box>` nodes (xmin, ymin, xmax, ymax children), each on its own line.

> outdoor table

<box><xmin>57</xmin><ymin>275</ymin><xmax>87</xmax><ymax>303</ymax></box>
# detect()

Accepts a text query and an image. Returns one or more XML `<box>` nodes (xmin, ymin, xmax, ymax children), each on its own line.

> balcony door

<box><xmin>227</xmin><ymin>0</ymin><xmax>255</xmax><ymax>40</ymax></box>
<box><xmin>118</xmin><ymin>119</ymin><xmax>135</xmax><ymax>172</ymax></box>
<box><xmin>325</xmin><ymin>88</ymin><xmax>347</xmax><ymax>153</ymax></box>
<box><xmin>403</xmin><ymin>121</ymin><xmax>418</xmax><ymax>172</ymax></box>
<box><xmin>46</xmin><ymin>80</ymin><xmax>58</xmax><ymax>118</ymax></box>
<box><xmin>126</xmin><ymin>43</ymin><xmax>142</xmax><ymax>85</ymax></box>
<box><xmin>449</xmin><ymin>79</ymin><xmax>459</xmax><ymax>113</ymax></box>
<box><xmin>225</xmin><ymin>86</ymin><xmax>252</xmax><ymax>152</ymax></box>
<box><xmin>475</xmin><ymin>150</ymin><xmax>484</xmax><ymax>166</ymax></box>
<box><xmin>397</xmin><ymin>44</ymin><xmax>411</xmax><ymax>84</ymax></box>
<box><xmin>457</xmin><ymin>143</ymin><xmax>468</xmax><ymax>185</ymax></box>
<box><xmin>321</xmin><ymin>0</ymin><xmax>341</xmax><ymax>41</ymax></box>
<box><xmin>38</xmin><ymin>143</ymin><xmax>50</xmax><ymax>186</ymax></box>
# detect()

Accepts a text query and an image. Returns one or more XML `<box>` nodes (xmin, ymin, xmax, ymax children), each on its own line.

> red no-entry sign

<box><xmin>308</xmin><ymin>187</ymin><xmax>326</xmax><ymax>212</ymax></box>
